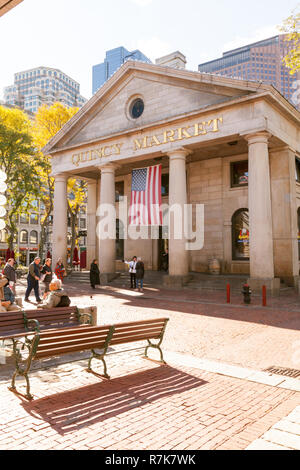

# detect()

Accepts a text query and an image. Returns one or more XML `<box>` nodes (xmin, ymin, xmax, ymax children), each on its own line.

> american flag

<box><xmin>129</xmin><ymin>164</ymin><xmax>162</xmax><ymax>226</ymax></box>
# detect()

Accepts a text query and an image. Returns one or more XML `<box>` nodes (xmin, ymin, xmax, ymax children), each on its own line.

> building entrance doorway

<box><xmin>158</xmin><ymin>226</ymin><xmax>168</xmax><ymax>271</ymax></box>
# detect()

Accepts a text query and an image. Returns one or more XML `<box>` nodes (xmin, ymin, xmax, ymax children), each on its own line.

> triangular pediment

<box><xmin>44</xmin><ymin>61</ymin><xmax>273</xmax><ymax>154</ymax></box>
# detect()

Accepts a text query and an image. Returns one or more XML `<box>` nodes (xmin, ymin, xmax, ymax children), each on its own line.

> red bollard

<box><xmin>262</xmin><ymin>285</ymin><xmax>267</xmax><ymax>307</ymax></box>
<box><xmin>227</xmin><ymin>284</ymin><xmax>231</xmax><ymax>304</ymax></box>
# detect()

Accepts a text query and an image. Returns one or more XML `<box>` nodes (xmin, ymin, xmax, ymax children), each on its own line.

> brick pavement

<box><xmin>0</xmin><ymin>352</ymin><xmax>299</xmax><ymax>450</ymax></box>
<box><xmin>0</xmin><ymin>278</ymin><xmax>298</xmax><ymax>450</ymax></box>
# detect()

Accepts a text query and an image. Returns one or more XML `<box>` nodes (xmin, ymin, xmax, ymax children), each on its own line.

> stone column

<box><xmin>270</xmin><ymin>147</ymin><xmax>299</xmax><ymax>287</ymax></box>
<box><xmin>52</xmin><ymin>174</ymin><xmax>68</xmax><ymax>269</ymax></box>
<box><xmin>245</xmin><ymin>132</ymin><xmax>280</xmax><ymax>294</ymax></box>
<box><xmin>165</xmin><ymin>148</ymin><xmax>190</xmax><ymax>286</ymax></box>
<box><xmin>86</xmin><ymin>181</ymin><xmax>97</xmax><ymax>268</ymax></box>
<box><xmin>98</xmin><ymin>164</ymin><xmax>117</xmax><ymax>282</ymax></box>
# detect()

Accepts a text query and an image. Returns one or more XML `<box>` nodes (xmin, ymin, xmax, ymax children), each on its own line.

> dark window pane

<box><xmin>130</xmin><ymin>99</ymin><xmax>144</xmax><ymax>119</ymax></box>
<box><xmin>161</xmin><ymin>174</ymin><xmax>169</xmax><ymax>197</ymax></box>
<box><xmin>231</xmin><ymin>161</ymin><xmax>248</xmax><ymax>187</ymax></box>
<box><xmin>116</xmin><ymin>219</ymin><xmax>124</xmax><ymax>260</ymax></box>
<box><xmin>232</xmin><ymin>209</ymin><xmax>250</xmax><ymax>260</ymax></box>
<box><xmin>296</xmin><ymin>158</ymin><xmax>300</xmax><ymax>182</ymax></box>
<box><xmin>115</xmin><ymin>181</ymin><xmax>124</xmax><ymax>202</ymax></box>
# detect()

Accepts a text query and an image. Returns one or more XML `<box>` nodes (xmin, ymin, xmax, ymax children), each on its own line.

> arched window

<box><xmin>116</xmin><ymin>219</ymin><xmax>124</xmax><ymax>261</ymax></box>
<box><xmin>30</xmin><ymin>230</ymin><xmax>38</xmax><ymax>245</ymax></box>
<box><xmin>20</xmin><ymin>230</ymin><xmax>28</xmax><ymax>244</ymax></box>
<box><xmin>232</xmin><ymin>209</ymin><xmax>250</xmax><ymax>260</ymax></box>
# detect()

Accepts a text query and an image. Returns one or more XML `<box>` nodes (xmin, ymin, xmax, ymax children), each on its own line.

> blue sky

<box><xmin>0</xmin><ymin>0</ymin><xmax>298</xmax><ymax>100</ymax></box>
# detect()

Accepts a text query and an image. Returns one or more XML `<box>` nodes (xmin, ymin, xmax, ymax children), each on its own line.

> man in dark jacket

<box><xmin>25</xmin><ymin>257</ymin><xmax>42</xmax><ymax>303</ymax></box>
<box><xmin>4</xmin><ymin>258</ymin><xmax>16</xmax><ymax>295</ymax></box>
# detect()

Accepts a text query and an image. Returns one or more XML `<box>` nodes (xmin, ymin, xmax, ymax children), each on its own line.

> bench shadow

<box><xmin>21</xmin><ymin>365</ymin><xmax>207</xmax><ymax>436</ymax></box>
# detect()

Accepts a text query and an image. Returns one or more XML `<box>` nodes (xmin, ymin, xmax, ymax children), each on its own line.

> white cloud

<box><xmin>130</xmin><ymin>0</ymin><xmax>153</xmax><ymax>6</ymax></box>
<box><xmin>136</xmin><ymin>37</ymin><xmax>172</xmax><ymax>62</ymax></box>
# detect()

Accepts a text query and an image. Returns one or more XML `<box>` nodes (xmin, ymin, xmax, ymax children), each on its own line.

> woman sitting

<box><xmin>0</xmin><ymin>274</ymin><xmax>21</xmax><ymax>311</ymax></box>
<box><xmin>40</xmin><ymin>279</ymin><xmax>70</xmax><ymax>309</ymax></box>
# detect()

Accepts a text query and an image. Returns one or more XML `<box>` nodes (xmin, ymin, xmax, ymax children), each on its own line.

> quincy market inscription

<box><xmin>71</xmin><ymin>117</ymin><xmax>223</xmax><ymax>167</ymax></box>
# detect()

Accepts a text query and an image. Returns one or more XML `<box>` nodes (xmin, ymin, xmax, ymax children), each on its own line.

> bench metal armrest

<box><xmin>26</xmin><ymin>319</ymin><xmax>40</xmax><ymax>333</ymax></box>
<box><xmin>22</xmin><ymin>310</ymin><xmax>40</xmax><ymax>333</ymax></box>
<box><xmin>79</xmin><ymin>312</ymin><xmax>93</xmax><ymax>325</ymax></box>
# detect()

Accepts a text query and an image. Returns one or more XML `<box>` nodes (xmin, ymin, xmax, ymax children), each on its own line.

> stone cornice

<box><xmin>42</xmin><ymin>61</ymin><xmax>300</xmax><ymax>157</ymax></box>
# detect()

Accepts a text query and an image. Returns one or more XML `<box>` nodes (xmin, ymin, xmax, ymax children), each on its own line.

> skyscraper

<box><xmin>92</xmin><ymin>47</ymin><xmax>151</xmax><ymax>94</ymax></box>
<box><xmin>198</xmin><ymin>35</ymin><xmax>300</xmax><ymax>110</ymax></box>
<box><xmin>4</xmin><ymin>67</ymin><xmax>87</xmax><ymax>113</ymax></box>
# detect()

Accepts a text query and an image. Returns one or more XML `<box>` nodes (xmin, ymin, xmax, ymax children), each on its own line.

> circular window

<box><xmin>129</xmin><ymin>98</ymin><xmax>144</xmax><ymax>119</ymax></box>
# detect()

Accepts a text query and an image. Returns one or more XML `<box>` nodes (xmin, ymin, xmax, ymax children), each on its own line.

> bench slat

<box><xmin>111</xmin><ymin>318</ymin><xmax>168</xmax><ymax>329</ymax></box>
<box><xmin>38</xmin><ymin>331</ymin><xmax>112</xmax><ymax>346</ymax></box>
<box><xmin>35</xmin><ymin>340</ymin><xmax>108</xmax><ymax>359</ymax></box>
<box><xmin>112</xmin><ymin>328</ymin><xmax>164</xmax><ymax>340</ymax></box>
<box><xmin>110</xmin><ymin>333</ymin><xmax>161</xmax><ymax>346</ymax></box>
<box><xmin>38</xmin><ymin>325</ymin><xmax>109</xmax><ymax>339</ymax></box>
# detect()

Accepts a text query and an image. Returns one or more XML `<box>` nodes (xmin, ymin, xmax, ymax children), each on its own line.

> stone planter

<box><xmin>208</xmin><ymin>258</ymin><xmax>221</xmax><ymax>275</ymax></box>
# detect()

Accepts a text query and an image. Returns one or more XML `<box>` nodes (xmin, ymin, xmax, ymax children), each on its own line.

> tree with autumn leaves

<box><xmin>0</xmin><ymin>106</ymin><xmax>42</xmax><ymax>252</ymax></box>
<box><xmin>32</xmin><ymin>103</ymin><xmax>86</xmax><ymax>264</ymax></box>
<box><xmin>280</xmin><ymin>8</ymin><xmax>300</xmax><ymax>75</ymax></box>
<box><xmin>0</xmin><ymin>102</ymin><xmax>86</xmax><ymax>264</ymax></box>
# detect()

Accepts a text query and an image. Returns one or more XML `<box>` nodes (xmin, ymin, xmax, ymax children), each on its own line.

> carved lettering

<box><xmin>134</xmin><ymin>137</ymin><xmax>148</xmax><ymax>151</ymax></box>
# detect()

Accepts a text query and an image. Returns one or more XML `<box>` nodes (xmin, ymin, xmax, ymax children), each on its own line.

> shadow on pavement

<box><xmin>21</xmin><ymin>365</ymin><xmax>207</xmax><ymax>435</ymax></box>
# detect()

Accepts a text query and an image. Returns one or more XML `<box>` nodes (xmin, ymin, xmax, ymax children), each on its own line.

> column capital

<box><xmin>53</xmin><ymin>173</ymin><xmax>68</xmax><ymax>183</ymax></box>
<box><xmin>97</xmin><ymin>163</ymin><xmax>120</xmax><ymax>174</ymax></box>
<box><xmin>166</xmin><ymin>147</ymin><xmax>192</xmax><ymax>160</ymax></box>
<box><xmin>244</xmin><ymin>131</ymin><xmax>272</xmax><ymax>146</ymax></box>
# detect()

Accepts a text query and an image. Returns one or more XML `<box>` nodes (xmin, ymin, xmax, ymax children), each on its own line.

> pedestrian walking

<box><xmin>24</xmin><ymin>257</ymin><xmax>42</xmax><ymax>304</ymax></box>
<box><xmin>54</xmin><ymin>258</ymin><xmax>66</xmax><ymax>282</ymax></box>
<box><xmin>136</xmin><ymin>257</ymin><xmax>145</xmax><ymax>292</ymax></box>
<box><xmin>90</xmin><ymin>259</ymin><xmax>100</xmax><ymax>289</ymax></box>
<box><xmin>3</xmin><ymin>258</ymin><xmax>17</xmax><ymax>295</ymax></box>
<box><xmin>41</xmin><ymin>258</ymin><xmax>53</xmax><ymax>299</ymax></box>
<box><xmin>124</xmin><ymin>256</ymin><xmax>137</xmax><ymax>289</ymax></box>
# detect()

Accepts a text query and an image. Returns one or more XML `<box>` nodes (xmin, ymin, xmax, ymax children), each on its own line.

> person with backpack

<box><xmin>40</xmin><ymin>278</ymin><xmax>70</xmax><ymax>309</ymax></box>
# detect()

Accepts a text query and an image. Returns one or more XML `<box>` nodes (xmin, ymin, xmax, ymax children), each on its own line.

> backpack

<box><xmin>57</xmin><ymin>295</ymin><xmax>71</xmax><ymax>307</ymax></box>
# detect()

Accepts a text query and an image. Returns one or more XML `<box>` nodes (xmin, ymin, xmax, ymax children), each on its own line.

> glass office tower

<box><xmin>92</xmin><ymin>47</ymin><xmax>151</xmax><ymax>94</ymax></box>
<box><xmin>198</xmin><ymin>35</ymin><xmax>300</xmax><ymax>110</ymax></box>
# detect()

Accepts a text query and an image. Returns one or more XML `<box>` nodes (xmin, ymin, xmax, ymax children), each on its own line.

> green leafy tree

<box><xmin>0</xmin><ymin>106</ymin><xmax>42</xmax><ymax>252</ymax></box>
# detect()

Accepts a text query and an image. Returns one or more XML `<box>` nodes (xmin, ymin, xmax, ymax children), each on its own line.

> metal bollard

<box><xmin>262</xmin><ymin>285</ymin><xmax>267</xmax><ymax>307</ymax></box>
<box><xmin>227</xmin><ymin>284</ymin><xmax>231</xmax><ymax>304</ymax></box>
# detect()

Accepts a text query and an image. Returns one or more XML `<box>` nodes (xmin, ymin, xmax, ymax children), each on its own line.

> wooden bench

<box><xmin>0</xmin><ymin>307</ymin><xmax>92</xmax><ymax>341</ymax></box>
<box><xmin>8</xmin><ymin>317</ymin><xmax>169</xmax><ymax>400</ymax></box>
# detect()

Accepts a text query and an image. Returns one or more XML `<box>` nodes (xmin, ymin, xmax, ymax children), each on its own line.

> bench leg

<box><xmin>87</xmin><ymin>350</ymin><xmax>110</xmax><ymax>379</ymax></box>
<box><xmin>144</xmin><ymin>341</ymin><xmax>166</xmax><ymax>364</ymax></box>
<box><xmin>8</xmin><ymin>338</ymin><xmax>37</xmax><ymax>401</ymax></box>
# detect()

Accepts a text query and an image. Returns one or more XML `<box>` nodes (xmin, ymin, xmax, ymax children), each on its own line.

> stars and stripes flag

<box><xmin>129</xmin><ymin>164</ymin><xmax>162</xmax><ymax>226</ymax></box>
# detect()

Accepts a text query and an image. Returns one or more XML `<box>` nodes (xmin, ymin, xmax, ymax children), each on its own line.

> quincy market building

<box><xmin>43</xmin><ymin>60</ymin><xmax>300</xmax><ymax>294</ymax></box>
